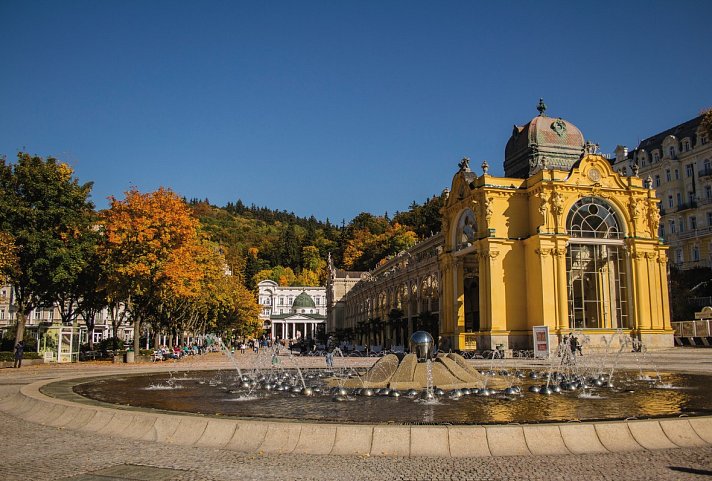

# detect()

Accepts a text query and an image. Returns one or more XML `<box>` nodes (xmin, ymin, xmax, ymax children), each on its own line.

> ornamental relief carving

<box><xmin>552</xmin><ymin>248</ymin><xmax>566</xmax><ymax>257</ymax></box>
<box><xmin>550</xmin><ymin>192</ymin><xmax>565</xmax><ymax>217</ymax></box>
<box><xmin>484</xmin><ymin>197</ymin><xmax>494</xmax><ymax>223</ymax></box>
<box><xmin>645</xmin><ymin>252</ymin><xmax>658</xmax><ymax>260</ymax></box>
<box><xmin>535</xmin><ymin>248</ymin><xmax>552</xmax><ymax>257</ymax></box>
<box><xmin>647</xmin><ymin>202</ymin><xmax>661</xmax><ymax>235</ymax></box>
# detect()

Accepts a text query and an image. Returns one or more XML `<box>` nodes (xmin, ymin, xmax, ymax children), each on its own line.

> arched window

<box><xmin>567</xmin><ymin>198</ymin><xmax>622</xmax><ymax>239</ymax></box>
<box><xmin>566</xmin><ymin>197</ymin><xmax>629</xmax><ymax>329</ymax></box>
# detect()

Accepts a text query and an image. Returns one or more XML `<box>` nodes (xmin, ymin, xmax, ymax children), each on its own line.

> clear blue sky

<box><xmin>1</xmin><ymin>1</ymin><xmax>711</xmax><ymax>223</ymax></box>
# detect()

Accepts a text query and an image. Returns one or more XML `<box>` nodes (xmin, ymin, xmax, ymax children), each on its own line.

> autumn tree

<box><xmin>0</xmin><ymin>153</ymin><xmax>94</xmax><ymax>345</ymax></box>
<box><xmin>100</xmin><ymin>187</ymin><xmax>201</xmax><ymax>355</ymax></box>
<box><xmin>0</xmin><ymin>232</ymin><xmax>18</xmax><ymax>283</ymax></box>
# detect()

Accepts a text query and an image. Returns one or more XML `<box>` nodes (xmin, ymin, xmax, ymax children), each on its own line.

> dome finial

<box><xmin>537</xmin><ymin>98</ymin><xmax>547</xmax><ymax>116</ymax></box>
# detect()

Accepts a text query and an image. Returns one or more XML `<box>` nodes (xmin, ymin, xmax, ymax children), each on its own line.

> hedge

<box><xmin>0</xmin><ymin>351</ymin><xmax>42</xmax><ymax>362</ymax></box>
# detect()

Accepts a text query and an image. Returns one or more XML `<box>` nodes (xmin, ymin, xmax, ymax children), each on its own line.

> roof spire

<box><xmin>537</xmin><ymin>98</ymin><xmax>547</xmax><ymax>116</ymax></box>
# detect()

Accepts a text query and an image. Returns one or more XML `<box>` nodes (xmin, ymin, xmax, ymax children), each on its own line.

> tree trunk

<box><xmin>14</xmin><ymin>311</ymin><xmax>28</xmax><ymax>346</ymax></box>
<box><xmin>133</xmin><ymin>317</ymin><xmax>140</xmax><ymax>359</ymax></box>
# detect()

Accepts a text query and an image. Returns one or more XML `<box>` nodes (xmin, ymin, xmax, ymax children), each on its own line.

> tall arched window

<box><xmin>566</xmin><ymin>197</ymin><xmax>629</xmax><ymax>329</ymax></box>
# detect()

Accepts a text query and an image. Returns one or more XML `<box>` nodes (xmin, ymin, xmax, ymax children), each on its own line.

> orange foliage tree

<box><xmin>100</xmin><ymin>188</ymin><xmax>202</xmax><ymax>353</ymax></box>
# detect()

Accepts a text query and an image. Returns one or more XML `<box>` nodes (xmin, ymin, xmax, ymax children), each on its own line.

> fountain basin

<box><xmin>70</xmin><ymin>369</ymin><xmax>712</xmax><ymax>425</ymax></box>
<box><xmin>3</xmin><ymin>369</ymin><xmax>712</xmax><ymax>457</ymax></box>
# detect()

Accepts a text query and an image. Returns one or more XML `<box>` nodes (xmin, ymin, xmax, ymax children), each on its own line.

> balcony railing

<box><xmin>677</xmin><ymin>201</ymin><xmax>697</xmax><ymax>212</ymax></box>
<box><xmin>677</xmin><ymin>226</ymin><xmax>712</xmax><ymax>240</ymax></box>
<box><xmin>699</xmin><ymin>167</ymin><xmax>712</xmax><ymax>178</ymax></box>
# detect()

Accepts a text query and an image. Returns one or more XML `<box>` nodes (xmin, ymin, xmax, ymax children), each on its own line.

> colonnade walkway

<box><xmin>0</xmin><ymin>348</ymin><xmax>711</xmax><ymax>480</ymax></box>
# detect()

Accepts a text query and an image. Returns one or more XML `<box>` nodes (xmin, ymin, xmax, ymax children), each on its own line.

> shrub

<box><xmin>97</xmin><ymin>337</ymin><xmax>124</xmax><ymax>353</ymax></box>
<box><xmin>0</xmin><ymin>351</ymin><xmax>42</xmax><ymax>362</ymax></box>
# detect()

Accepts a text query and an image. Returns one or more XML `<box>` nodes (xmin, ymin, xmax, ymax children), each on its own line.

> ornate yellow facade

<box><xmin>327</xmin><ymin>104</ymin><xmax>673</xmax><ymax>352</ymax></box>
<box><xmin>439</xmin><ymin>154</ymin><xmax>672</xmax><ymax>351</ymax></box>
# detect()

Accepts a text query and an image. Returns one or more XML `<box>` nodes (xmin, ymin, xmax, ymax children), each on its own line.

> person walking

<box><xmin>13</xmin><ymin>340</ymin><xmax>24</xmax><ymax>368</ymax></box>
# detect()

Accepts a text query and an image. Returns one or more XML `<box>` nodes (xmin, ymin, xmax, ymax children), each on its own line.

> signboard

<box><xmin>532</xmin><ymin>325</ymin><xmax>550</xmax><ymax>359</ymax></box>
<box><xmin>694</xmin><ymin>306</ymin><xmax>712</xmax><ymax>320</ymax></box>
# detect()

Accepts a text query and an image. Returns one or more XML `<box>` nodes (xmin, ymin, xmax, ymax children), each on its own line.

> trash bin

<box><xmin>125</xmin><ymin>351</ymin><xmax>135</xmax><ymax>363</ymax></box>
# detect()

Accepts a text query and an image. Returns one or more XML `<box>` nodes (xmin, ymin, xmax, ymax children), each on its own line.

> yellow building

<box><xmin>328</xmin><ymin>102</ymin><xmax>672</xmax><ymax>352</ymax></box>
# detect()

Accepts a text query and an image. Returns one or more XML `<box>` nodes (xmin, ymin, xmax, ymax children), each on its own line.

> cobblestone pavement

<box><xmin>1</xmin><ymin>349</ymin><xmax>711</xmax><ymax>481</ymax></box>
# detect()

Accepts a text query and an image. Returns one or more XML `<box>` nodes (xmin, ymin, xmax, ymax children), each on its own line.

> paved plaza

<box><xmin>1</xmin><ymin>349</ymin><xmax>711</xmax><ymax>481</ymax></box>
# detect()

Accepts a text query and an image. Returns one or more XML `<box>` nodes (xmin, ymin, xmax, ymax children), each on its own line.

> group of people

<box><xmin>153</xmin><ymin>343</ymin><xmax>204</xmax><ymax>361</ymax></box>
<box><xmin>562</xmin><ymin>334</ymin><xmax>583</xmax><ymax>361</ymax></box>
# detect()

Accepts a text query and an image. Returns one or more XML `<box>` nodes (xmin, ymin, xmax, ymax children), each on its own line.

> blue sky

<box><xmin>1</xmin><ymin>1</ymin><xmax>711</xmax><ymax>223</ymax></box>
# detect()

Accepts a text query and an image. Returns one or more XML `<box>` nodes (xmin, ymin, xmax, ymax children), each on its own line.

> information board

<box><xmin>532</xmin><ymin>325</ymin><xmax>550</xmax><ymax>359</ymax></box>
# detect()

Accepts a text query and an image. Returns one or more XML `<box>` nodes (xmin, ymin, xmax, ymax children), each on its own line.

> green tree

<box><xmin>0</xmin><ymin>153</ymin><xmax>94</xmax><ymax>345</ymax></box>
<box><xmin>278</xmin><ymin>224</ymin><xmax>301</xmax><ymax>269</ymax></box>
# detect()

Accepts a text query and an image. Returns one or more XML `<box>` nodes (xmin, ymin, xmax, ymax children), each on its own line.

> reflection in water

<box><xmin>73</xmin><ymin>369</ymin><xmax>712</xmax><ymax>425</ymax></box>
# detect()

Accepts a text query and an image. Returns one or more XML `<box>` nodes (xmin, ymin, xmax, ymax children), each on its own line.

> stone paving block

<box><xmin>292</xmin><ymin>423</ymin><xmax>337</xmax><ymax>454</ymax></box>
<box><xmin>485</xmin><ymin>425</ymin><xmax>530</xmax><ymax>456</ymax></box>
<box><xmin>410</xmin><ymin>426</ymin><xmax>450</xmax><ymax>457</ymax></box>
<box><xmin>330</xmin><ymin>425</ymin><xmax>373</xmax><ymax>455</ymax></box>
<box><xmin>79</xmin><ymin>410</ymin><xmax>115</xmax><ymax>433</ymax></box>
<box><xmin>44</xmin><ymin>404</ymin><xmax>83</xmax><ymax>428</ymax></box>
<box><xmin>523</xmin><ymin>425</ymin><xmax>569</xmax><ymax>455</ymax></box>
<box><xmin>224</xmin><ymin>421</ymin><xmax>269</xmax><ymax>452</ymax></box>
<box><xmin>447</xmin><ymin>426</ymin><xmax>491</xmax><ymax>457</ymax></box>
<box><xmin>559</xmin><ymin>423</ymin><xmax>608</xmax><ymax>454</ymax></box>
<box><xmin>63</xmin><ymin>407</ymin><xmax>98</xmax><ymax>431</ymax></box>
<box><xmin>257</xmin><ymin>422</ymin><xmax>301</xmax><ymax>454</ymax></box>
<box><xmin>0</xmin><ymin>392</ymin><xmax>24</xmax><ymax>413</ymax></box>
<box><xmin>194</xmin><ymin>418</ymin><xmax>238</xmax><ymax>448</ymax></box>
<box><xmin>143</xmin><ymin>416</ymin><xmax>181</xmax><ymax>443</ymax></box>
<box><xmin>97</xmin><ymin>410</ymin><xmax>140</xmax><ymax>436</ymax></box>
<box><xmin>13</xmin><ymin>398</ymin><xmax>45</xmax><ymax>422</ymax></box>
<box><xmin>594</xmin><ymin>422</ymin><xmax>643</xmax><ymax>452</ymax></box>
<box><xmin>371</xmin><ymin>426</ymin><xmax>410</xmax><ymax>456</ymax></box>
<box><xmin>166</xmin><ymin>417</ymin><xmax>208</xmax><ymax>445</ymax></box>
<box><xmin>36</xmin><ymin>402</ymin><xmax>68</xmax><ymax>425</ymax></box>
<box><xmin>627</xmin><ymin>420</ymin><xmax>678</xmax><ymax>450</ymax></box>
<box><xmin>660</xmin><ymin>419</ymin><xmax>707</xmax><ymax>447</ymax></box>
<box><xmin>121</xmin><ymin>413</ymin><xmax>157</xmax><ymax>440</ymax></box>
<box><xmin>689</xmin><ymin>417</ymin><xmax>712</xmax><ymax>444</ymax></box>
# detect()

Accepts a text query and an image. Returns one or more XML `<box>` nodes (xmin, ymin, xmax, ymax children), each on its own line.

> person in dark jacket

<box><xmin>13</xmin><ymin>340</ymin><xmax>24</xmax><ymax>368</ymax></box>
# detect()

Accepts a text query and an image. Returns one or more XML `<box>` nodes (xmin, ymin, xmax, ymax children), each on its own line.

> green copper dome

<box><xmin>292</xmin><ymin>291</ymin><xmax>316</xmax><ymax>309</ymax></box>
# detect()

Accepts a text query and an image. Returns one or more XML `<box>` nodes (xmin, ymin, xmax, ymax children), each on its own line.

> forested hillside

<box><xmin>189</xmin><ymin>194</ymin><xmax>445</xmax><ymax>289</ymax></box>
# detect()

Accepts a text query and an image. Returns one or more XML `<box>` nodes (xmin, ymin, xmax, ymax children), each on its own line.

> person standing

<box><xmin>13</xmin><ymin>340</ymin><xmax>24</xmax><ymax>368</ymax></box>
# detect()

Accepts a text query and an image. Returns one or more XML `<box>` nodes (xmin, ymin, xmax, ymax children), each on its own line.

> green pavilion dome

<box><xmin>292</xmin><ymin>291</ymin><xmax>316</xmax><ymax>309</ymax></box>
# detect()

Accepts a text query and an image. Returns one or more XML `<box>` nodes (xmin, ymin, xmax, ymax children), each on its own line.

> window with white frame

<box><xmin>686</xmin><ymin>164</ymin><xmax>694</xmax><ymax>177</ymax></box>
<box><xmin>566</xmin><ymin>197</ymin><xmax>628</xmax><ymax>329</ymax></box>
<box><xmin>654</xmin><ymin>175</ymin><xmax>661</xmax><ymax>187</ymax></box>
<box><xmin>670</xmin><ymin>220</ymin><xmax>676</xmax><ymax>233</ymax></box>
